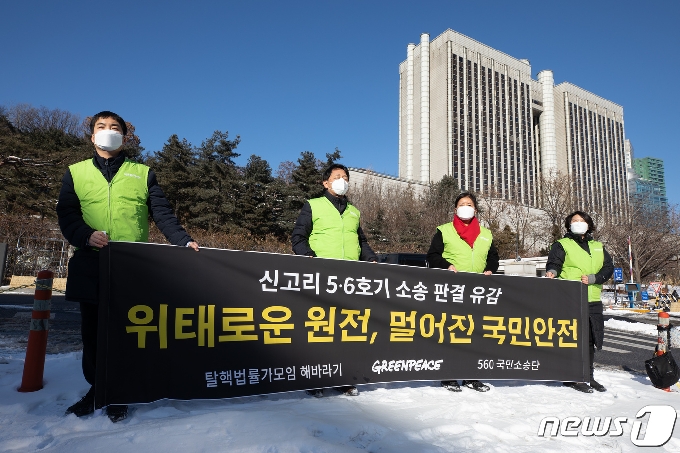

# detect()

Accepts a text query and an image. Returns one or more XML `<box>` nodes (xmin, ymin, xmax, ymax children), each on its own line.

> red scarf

<box><xmin>453</xmin><ymin>215</ymin><xmax>480</xmax><ymax>248</ymax></box>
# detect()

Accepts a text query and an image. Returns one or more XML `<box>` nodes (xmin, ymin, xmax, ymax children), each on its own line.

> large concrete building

<box><xmin>398</xmin><ymin>29</ymin><xmax>629</xmax><ymax>214</ymax></box>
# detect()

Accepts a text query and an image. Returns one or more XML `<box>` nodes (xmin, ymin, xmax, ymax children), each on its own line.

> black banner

<box><xmin>95</xmin><ymin>242</ymin><xmax>589</xmax><ymax>407</ymax></box>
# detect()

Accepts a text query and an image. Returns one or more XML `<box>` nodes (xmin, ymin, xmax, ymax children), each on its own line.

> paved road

<box><xmin>598</xmin><ymin>326</ymin><xmax>657</xmax><ymax>374</ymax></box>
<box><xmin>598</xmin><ymin>311</ymin><xmax>680</xmax><ymax>375</ymax></box>
<box><xmin>0</xmin><ymin>291</ymin><xmax>82</xmax><ymax>355</ymax></box>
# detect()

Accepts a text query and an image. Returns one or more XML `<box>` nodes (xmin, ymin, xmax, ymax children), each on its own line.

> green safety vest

<box><xmin>308</xmin><ymin>197</ymin><xmax>361</xmax><ymax>260</ymax></box>
<box><xmin>70</xmin><ymin>159</ymin><xmax>150</xmax><ymax>243</ymax></box>
<box><xmin>557</xmin><ymin>238</ymin><xmax>604</xmax><ymax>302</ymax></box>
<box><xmin>437</xmin><ymin>222</ymin><xmax>493</xmax><ymax>273</ymax></box>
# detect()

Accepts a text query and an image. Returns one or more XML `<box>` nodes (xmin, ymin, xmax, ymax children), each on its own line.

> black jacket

<box><xmin>545</xmin><ymin>232</ymin><xmax>614</xmax><ymax>284</ymax></box>
<box><xmin>426</xmin><ymin>228</ymin><xmax>499</xmax><ymax>273</ymax></box>
<box><xmin>291</xmin><ymin>190</ymin><xmax>377</xmax><ymax>262</ymax></box>
<box><xmin>57</xmin><ymin>152</ymin><xmax>193</xmax><ymax>303</ymax></box>
<box><xmin>545</xmin><ymin>232</ymin><xmax>612</xmax><ymax>350</ymax></box>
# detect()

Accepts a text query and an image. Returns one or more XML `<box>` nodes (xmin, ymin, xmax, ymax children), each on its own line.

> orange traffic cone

<box><xmin>18</xmin><ymin>270</ymin><xmax>53</xmax><ymax>392</ymax></box>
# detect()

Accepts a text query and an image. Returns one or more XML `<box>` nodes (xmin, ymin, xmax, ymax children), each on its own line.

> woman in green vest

<box><xmin>427</xmin><ymin>192</ymin><xmax>499</xmax><ymax>393</ymax></box>
<box><xmin>545</xmin><ymin>211</ymin><xmax>613</xmax><ymax>393</ymax></box>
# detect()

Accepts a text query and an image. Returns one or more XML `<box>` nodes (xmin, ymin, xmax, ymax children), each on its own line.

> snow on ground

<box><xmin>604</xmin><ymin>318</ymin><xmax>658</xmax><ymax>337</ymax></box>
<box><xmin>603</xmin><ymin>309</ymin><xmax>680</xmax><ymax>347</ymax></box>
<box><xmin>1</xmin><ymin>349</ymin><xmax>679</xmax><ymax>452</ymax></box>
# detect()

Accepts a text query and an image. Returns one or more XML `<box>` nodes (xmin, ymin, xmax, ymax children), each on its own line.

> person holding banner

<box><xmin>291</xmin><ymin>163</ymin><xmax>377</xmax><ymax>397</ymax></box>
<box><xmin>426</xmin><ymin>192</ymin><xmax>498</xmax><ymax>393</ymax></box>
<box><xmin>56</xmin><ymin>111</ymin><xmax>199</xmax><ymax>422</ymax></box>
<box><xmin>545</xmin><ymin>211</ymin><xmax>613</xmax><ymax>393</ymax></box>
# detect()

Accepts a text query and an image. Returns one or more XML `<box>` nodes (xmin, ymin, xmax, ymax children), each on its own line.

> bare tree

<box><xmin>505</xmin><ymin>191</ymin><xmax>546</xmax><ymax>257</ymax></box>
<box><xmin>6</xmin><ymin>104</ymin><xmax>82</xmax><ymax>136</ymax></box>
<box><xmin>350</xmin><ymin>176</ymin><xmax>433</xmax><ymax>254</ymax></box>
<box><xmin>276</xmin><ymin>161</ymin><xmax>296</xmax><ymax>184</ymax></box>
<box><xmin>477</xmin><ymin>186</ymin><xmax>547</xmax><ymax>258</ymax></box>
<box><xmin>598</xmin><ymin>198</ymin><xmax>680</xmax><ymax>283</ymax></box>
<box><xmin>476</xmin><ymin>186</ymin><xmax>508</xmax><ymax>231</ymax></box>
<box><xmin>537</xmin><ymin>170</ymin><xmax>577</xmax><ymax>244</ymax></box>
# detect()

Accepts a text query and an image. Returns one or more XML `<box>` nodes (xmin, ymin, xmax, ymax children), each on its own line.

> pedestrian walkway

<box><xmin>602</xmin><ymin>327</ymin><xmax>657</xmax><ymax>354</ymax></box>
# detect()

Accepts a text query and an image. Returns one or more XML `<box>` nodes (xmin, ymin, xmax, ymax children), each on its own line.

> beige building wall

<box><xmin>348</xmin><ymin>167</ymin><xmax>429</xmax><ymax>198</ymax></box>
<box><xmin>556</xmin><ymin>83</ymin><xmax>628</xmax><ymax>216</ymax></box>
<box><xmin>397</xmin><ymin>28</ymin><xmax>629</xmax><ymax>216</ymax></box>
<box><xmin>553</xmin><ymin>89</ymin><xmax>568</xmax><ymax>173</ymax></box>
<box><xmin>429</xmin><ymin>38</ymin><xmax>449</xmax><ymax>183</ymax></box>
<box><xmin>412</xmin><ymin>44</ymin><xmax>422</xmax><ymax>181</ymax></box>
<box><xmin>399</xmin><ymin>29</ymin><xmax>537</xmax><ymax>204</ymax></box>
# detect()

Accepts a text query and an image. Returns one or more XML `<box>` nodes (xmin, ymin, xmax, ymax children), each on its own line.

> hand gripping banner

<box><xmin>95</xmin><ymin>242</ymin><xmax>588</xmax><ymax>407</ymax></box>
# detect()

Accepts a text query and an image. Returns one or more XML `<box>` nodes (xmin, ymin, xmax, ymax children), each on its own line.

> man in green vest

<box><xmin>57</xmin><ymin>111</ymin><xmax>199</xmax><ymax>422</ymax></box>
<box><xmin>291</xmin><ymin>164</ymin><xmax>377</xmax><ymax>397</ymax></box>
<box><xmin>546</xmin><ymin>210</ymin><xmax>613</xmax><ymax>393</ymax></box>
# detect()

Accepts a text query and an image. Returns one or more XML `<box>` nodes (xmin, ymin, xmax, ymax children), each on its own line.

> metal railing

<box><xmin>1</xmin><ymin>236</ymin><xmax>72</xmax><ymax>284</ymax></box>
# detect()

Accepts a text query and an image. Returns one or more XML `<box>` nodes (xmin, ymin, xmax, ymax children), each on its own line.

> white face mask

<box><xmin>331</xmin><ymin>178</ymin><xmax>349</xmax><ymax>196</ymax></box>
<box><xmin>456</xmin><ymin>205</ymin><xmax>475</xmax><ymax>220</ymax></box>
<box><xmin>570</xmin><ymin>221</ymin><xmax>589</xmax><ymax>235</ymax></box>
<box><xmin>94</xmin><ymin>130</ymin><xmax>123</xmax><ymax>152</ymax></box>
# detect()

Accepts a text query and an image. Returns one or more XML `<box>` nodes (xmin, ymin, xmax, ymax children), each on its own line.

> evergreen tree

<box><xmin>190</xmin><ymin>130</ymin><xmax>241</xmax><ymax>232</ymax></box>
<box><xmin>267</xmin><ymin>177</ymin><xmax>299</xmax><ymax>240</ymax></box>
<box><xmin>292</xmin><ymin>151</ymin><xmax>323</xmax><ymax>201</ymax></box>
<box><xmin>148</xmin><ymin>135</ymin><xmax>197</xmax><ymax>224</ymax></box>
<box><xmin>323</xmin><ymin>148</ymin><xmax>342</xmax><ymax>169</ymax></box>
<box><xmin>488</xmin><ymin>222</ymin><xmax>519</xmax><ymax>260</ymax></box>
<box><xmin>274</xmin><ymin>149</ymin><xmax>344</xmax><ymax>240</ymax></box>
<box><xmin>418</xmin><ymin>175</ymin><xmax>461</xmax><ymax>244</ymax></box>
<box><xmin>426</xmin><ymin>175</ymin><xmax>460</xmax><ymax>224</ymax></box>
<box><xmin>239</xmin><ymin>155</ymin><xmax>276</xmax><ymax>237</ymax></box>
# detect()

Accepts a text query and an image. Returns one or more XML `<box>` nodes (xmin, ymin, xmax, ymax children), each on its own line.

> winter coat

<box><xmin>57</xmin><ymin>152</ymin><xmax>193</xmax><ymax>303</ymax></box>
<box><xmin>546</xmin><ymin>232</ymin><xmax>613</xmax><ymax>349</ymax></box>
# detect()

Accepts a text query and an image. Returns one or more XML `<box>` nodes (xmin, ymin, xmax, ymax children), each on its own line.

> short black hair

<box><xmin>564</xmin><ymin>210</ymin><xmax>595</xmax><ymax>233</ymax></box>
<box><xmin>322</xmin><ymin>164</ymin><xmax>349</xmax><ymax>182</ymax></box>
<box><xmin>454</xmin><ymin>191</ymin><xmax>477</xmax><ymax>209</ymax></box>
<box><xmin>90</xmin><ymin>111</ymin><xmax>127</xmax><ymax>136</ymax></box>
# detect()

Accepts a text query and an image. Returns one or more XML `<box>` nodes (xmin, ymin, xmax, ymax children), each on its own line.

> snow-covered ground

<box><xmin>605</xmin><ymin>318</ymin><xmax>658</xmax><ymax>337</ymax></box>
<box><xmin>603</xmin><ymin>308</ymin><xmax>680</xmax><ymax>346</ymax></box>
<box><xmin>1</xmin><ymin>316</ymin><xmax>679</xmax><ymax>452</ymax></box>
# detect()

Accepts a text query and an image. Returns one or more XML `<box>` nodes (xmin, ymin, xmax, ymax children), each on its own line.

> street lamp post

<box><xmin>628</xmin><ymin>235</ymin><xmax>634</xmax><ymax>284</ymax></box>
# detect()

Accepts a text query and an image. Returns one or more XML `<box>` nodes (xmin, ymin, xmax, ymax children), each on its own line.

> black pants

<box><xmin>588</xmin><ymin>322</ymin><xmax>595</xmax><ymax>378</ymax></box>
<box><xmin>80</xmin><ymin>302</ymin><xmax>99</xmax><ymax>385</ymax></box>
<box><xmin>588</xmin><ymin>301</ymin><xmax>604</xmax><ymax>379</ymax></box>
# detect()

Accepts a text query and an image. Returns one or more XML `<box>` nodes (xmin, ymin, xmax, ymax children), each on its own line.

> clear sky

<box><xmin>2</xmin><ymin>0</ymin><xmax>678</xmax><ymax>205</ymax></box>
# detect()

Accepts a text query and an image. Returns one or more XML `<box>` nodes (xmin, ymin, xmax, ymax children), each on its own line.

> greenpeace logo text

<box><xmin>372</xmin><ymin>359</ymin><xmax>443</xmax><ymax>374</ymax></box>
<box><xmin>537</xmin><ymin>405</ymin><xmax>677</xmax><ymax>447</ymax></box>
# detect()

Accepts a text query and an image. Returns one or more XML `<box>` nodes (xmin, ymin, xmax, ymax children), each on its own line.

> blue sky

<box><xmin>2</xmin><ymin>0</ymin><xmax>678</xmax><ymax>204</ymax></box>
